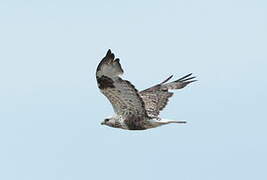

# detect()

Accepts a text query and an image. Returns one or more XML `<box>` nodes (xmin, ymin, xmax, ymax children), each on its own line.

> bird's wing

<box><xmin>96</xmin><ymin>49</ymin><xmax>148</xmax><ymax>118</ymax></box>
<box><xmin>139</xmin><ymin>74</ymin><xmax>196</xmax><ymax>117</ymax></box>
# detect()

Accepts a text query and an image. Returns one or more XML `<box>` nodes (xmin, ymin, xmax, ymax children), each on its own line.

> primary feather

<box><xmin>140</xmin><ymin>73</ymin><xmax>196</xmax><ymax>117</ymax></box>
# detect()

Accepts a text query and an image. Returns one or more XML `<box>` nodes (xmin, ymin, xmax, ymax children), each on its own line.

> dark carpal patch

<box><xmin>124</xmin><ymin>115</ymin><xmax>146</xmax><ymax>130</ymax></box>
<box><xmin>97</xmin><ymin>76</ymin><xmax>115</xmax><ymax>89</ymax></box>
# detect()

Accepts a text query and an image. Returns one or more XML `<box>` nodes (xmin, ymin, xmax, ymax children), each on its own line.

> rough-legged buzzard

<box><xmin>96</xmin><ymin>49</ymin><xmax>196</xmax><ymax>130</ymax></box>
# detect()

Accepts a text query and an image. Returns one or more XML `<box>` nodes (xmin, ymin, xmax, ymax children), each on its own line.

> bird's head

<box><xmin>101</xmin><ymin>117</ymin><xmax>117</xmax><ymax>128</ymax></box>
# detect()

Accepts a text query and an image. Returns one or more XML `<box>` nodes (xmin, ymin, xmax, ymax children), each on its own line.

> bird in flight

<box><xmin>96</xmin><ymin>49</ymin><xmax>196</xmax><ymax>130</ymax></box>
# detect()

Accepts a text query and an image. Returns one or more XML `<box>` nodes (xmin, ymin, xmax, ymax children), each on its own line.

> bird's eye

<box><xmin>104</xmin><ymin>119</ymin><xmax>109</xmax><ymax>122</ymax></box>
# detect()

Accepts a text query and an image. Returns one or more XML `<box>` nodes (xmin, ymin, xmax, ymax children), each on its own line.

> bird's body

<box><xmin>96</xmin><ymin>49</ymin><xmax>196</xmax><ymax>130</ymax></box>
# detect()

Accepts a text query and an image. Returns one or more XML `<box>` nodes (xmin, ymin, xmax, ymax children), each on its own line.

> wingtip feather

<box><xmin>160</xmin><ymin>75</ymin><xmax>173</xmax><ymax>84</ymax></box>
<box><xmin>96</xmin><ymin>49</ymin><xmax>124</xmax><ymax>77</ymax></box>
<box><xmin>107</xmin><ymin>49</ymin><xmax>112</xmax><ymax>55</ymax></box>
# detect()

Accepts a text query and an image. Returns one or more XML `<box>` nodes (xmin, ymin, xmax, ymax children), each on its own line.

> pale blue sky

<box><xmin>0</xmin><ymin>0</ymin><xmax>266</xmax><ymax>180</ymax></box>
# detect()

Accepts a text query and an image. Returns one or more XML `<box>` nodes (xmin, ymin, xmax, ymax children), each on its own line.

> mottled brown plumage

<box><xmin>96</xmin><ymin>49</ymin><xmax>196</xmax><ymax>130</ymax></box>
<box><xmin>140</xmin><ymin>73</ymin><xmax>196</xmax><ymax>117</ymax></box>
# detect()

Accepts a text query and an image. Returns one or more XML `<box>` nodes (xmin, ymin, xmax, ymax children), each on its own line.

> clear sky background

<box><xmin>0</xmin><ymin>0</ymin><xmax>266</xmax><ymax>180</ymax></box>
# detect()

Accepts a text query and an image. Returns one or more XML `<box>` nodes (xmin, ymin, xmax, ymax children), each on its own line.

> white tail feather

<box><xmin>148</xmin><ymin>118</ymin><xmax>186</xmax><ymax>128</ymax></box>
<box><xmin>160</xmin><ymin>119</ymin><xmax>187</xmax><ymax>124</ymax></box>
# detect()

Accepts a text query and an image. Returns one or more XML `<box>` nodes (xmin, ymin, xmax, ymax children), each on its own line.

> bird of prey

<box><xmin>96</xmin><ymin>49</ymin><xmax>196</xmax><ymax>130</ymax></box>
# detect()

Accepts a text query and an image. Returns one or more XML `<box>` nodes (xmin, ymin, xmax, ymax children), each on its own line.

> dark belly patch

<box><xmin>124</xmin><ymin>115</ymin><xmax>146</xmax><ymax>130</ymax></box>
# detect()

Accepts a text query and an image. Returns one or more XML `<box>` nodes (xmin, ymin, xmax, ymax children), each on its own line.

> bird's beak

<box><xmin>101</xmin><ymin>122</ymin><xmax>105</xmax><ymax>125</ymax></box>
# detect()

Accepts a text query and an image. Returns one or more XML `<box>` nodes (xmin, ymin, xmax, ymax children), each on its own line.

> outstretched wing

<box><xmin>96</xmin><ymin>49</ymin><xmax>148</xmax><ymax>118</ymax></box>
<box><xmin>139</xmin><ymin>74</ymin><xmax>196</xmax><ymax>117</ymax></box>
